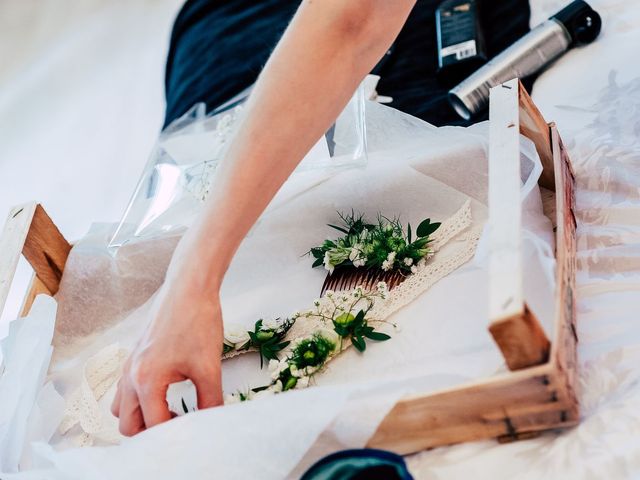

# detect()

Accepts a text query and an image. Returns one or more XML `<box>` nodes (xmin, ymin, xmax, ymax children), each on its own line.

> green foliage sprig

<box><xmin>309</xmin><ymin>211</ymin><xmax>440</xmax><ymax>275</ymax></box>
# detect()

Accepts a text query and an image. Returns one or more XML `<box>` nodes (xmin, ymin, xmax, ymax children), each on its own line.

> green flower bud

<box><xmin>334</xmin><ymin>312</ymin><xmax>355</xmax><ymax>327</ymax></box>
<box><xmin>284</xmin><ymin>376</ymin><xmax>298</xmax><ymax>391</ymax></box>
<box><xmin>256</xmin><ymin>330</ymin><xmax>275</xmax><ymax>342</ymax></box>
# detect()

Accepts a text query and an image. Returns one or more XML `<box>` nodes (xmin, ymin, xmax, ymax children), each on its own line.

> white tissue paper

<box><xmin>0</xmin><ymin>295</ymin><xmax>63</xmax><ymax>473</ymax></box>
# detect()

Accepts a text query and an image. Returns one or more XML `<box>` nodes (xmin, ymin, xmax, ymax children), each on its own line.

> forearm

<box><xmin>169</xmin><ymin>0</ymin><xmax>415</xmax><ymax>291</ymax></box>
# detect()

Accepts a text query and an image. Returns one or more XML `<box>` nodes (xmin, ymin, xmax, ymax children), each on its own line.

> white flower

<box><xmin>323</xmin><ymin>252</ymin><xmax>335</xmax><ymax>274</ymax></box>
<box><xmin>325</xmin><ymin>290</ymin><xmax>335</xmax><ymax>298</ymax></box>
<box><xmin>292</xmin><ymin>311</ymin><xmax>301</xmax><ymax>319</ymax></box>
<box><xmin>268</xmin><ymin>359</ymin><xmax>280</xmax><ymax>373</ymax></box>
<box><xmin>290</xmin><ymin>364</ymin><xmax>302</xmax><ymax>378</ymax></box>
<box><xmin>353</xmin><ymin>257</ymin><xmax>366</xmax><ymax>268</ymax></box>
<box><xmin>386</xmin><ymin>251</ymin><xmax>396</xmax><ymax>263</ymax></box>
<box><xmin>224</xmin><ymin>325</ymin><xmax>250</xmax><ymax>347</ymax></box>
<box><xmin>313</xmin><ymin>299</ymin><xmax>321</xmax><ymax>307</ymax></box>
<box><xmin>381</xmin><ymin>260</ymin><xmax>392</xmax><ymax>271</ymax></box>
<box><xmin>349</xmin><ymin>244</ymin><xmax>363</xmax><ymax>262</ymax></box>
<box><xmin>411</xmin><ymin>265</ymin><xmax>418</xmax><ymax>274</ymax></box>
<box><xmin>262</xmin><ymin>318</ymin><xmax>279</xmax><ymax>331</ymax></box>
<box><xmin>403</xmin><ymin>257</ymin><xmax>413</xmax><ymax>266</ymax></box>
<box><xmin>272</xmin><ymin>380</ymin><xmax>283</xmax><ymax>393</ymax></box>
<box><xmin>296</xmin><ymin>376</ymin><xmax>310</xmax><ymax>389</ymax></box>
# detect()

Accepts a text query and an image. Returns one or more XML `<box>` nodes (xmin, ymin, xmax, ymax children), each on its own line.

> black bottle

<box><xmin>436</xmin><ymin>0</ymin><xmax>488</xmax><ymax>87</ymax></box>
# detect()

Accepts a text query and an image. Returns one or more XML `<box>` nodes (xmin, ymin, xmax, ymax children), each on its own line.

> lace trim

<box><xmin>59</xmin><ymin>343</ymin><xmax>127</xmax><ymax>446</ymax></box>
<box><xmin>372</xmin><ymin>226</ymin><xmax>482</xmax><ymax>320</ymax></box>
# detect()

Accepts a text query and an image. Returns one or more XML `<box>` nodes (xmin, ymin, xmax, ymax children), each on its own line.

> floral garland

<box><xmin>309</xmin><ymin>212</ymin><xmax>441</xmax><ymax>275</ymax></box>
<box><xmin>225</xmin><ymin>283</ymin><xmax>392</xmax><ymax>403</ymax></box>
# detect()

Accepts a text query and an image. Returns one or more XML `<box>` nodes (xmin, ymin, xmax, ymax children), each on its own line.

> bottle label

<box><xmin>440</xmin><ymin>40</ymin><xmax>478</xmax><ymax>61</ymax></box>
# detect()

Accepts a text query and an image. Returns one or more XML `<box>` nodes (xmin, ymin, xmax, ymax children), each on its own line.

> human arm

<box><xmin>112</xmin><ymin>0</ymin><xmax>416</xmax><ymax>435</ymax></box>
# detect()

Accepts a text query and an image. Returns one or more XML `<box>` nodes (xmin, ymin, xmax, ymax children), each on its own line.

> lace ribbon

<box><xmin>59</xmin><ymin>343</ymin><xmax>127</xmax><ymax>446</ymax></box>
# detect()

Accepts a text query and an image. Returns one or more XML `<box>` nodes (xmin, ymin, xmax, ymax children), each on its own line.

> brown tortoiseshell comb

<box><xmin>320</xmin><ymin>267</ymin><xmax>408</xmax><ymax>295</ymax></box>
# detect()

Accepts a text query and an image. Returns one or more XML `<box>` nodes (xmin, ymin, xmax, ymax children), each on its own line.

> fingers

<box><xmin>118</xmin><ymin>385</ymin><xmax>146</xmax><ymax>436</ymax></box>
<box><xmin>137</xmin><ymin>382</ymin><xmax>173</xmax><ymax>429</ymax></box>
<box><xmin>191</xmin><ymin>366</ymin><xmax>224</xmax><ymax>409</ymax></box>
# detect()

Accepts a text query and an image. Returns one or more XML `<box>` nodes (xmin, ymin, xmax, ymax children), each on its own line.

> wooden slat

<box><xmin>549</xmin><ymin>126</ymin><xmax>579</xmax><ymax>411</ymax></box>
<box><xmin>19</xmin><ymin>274</ymin><xmax>52</xmax><ymax>317</ymax></box>
<box><xmin>22</xmin><ymin>204</ymin><xmax>71</xmax><ymax>295</ymax></box>
<box><xmin>518</xmin><ymin>82</ymin><xmax>555</xmax><ymax>190</ymax></box>
<box><xmin>487</xmin><ymin>78</ymin><xmax>550</xmax><ymax>370</ymax></box>
<box><xmin>0</xmin><ymin>203</ymin><xmax>38</xmax><ymax>319</ymax></box>
<box><xmin>367</xmin><ymin>364</ymin><xmax>577</xmax><ymax>454</ymax></box>
<box><xmin>488</xmin><ymin>78</ymin><xmax>525</xmax><ymax>323</ymax></box>
<box><xmin>489</xmin><ymin>306</ymin><xmax>550</xmax><ymax>370</ymax></box>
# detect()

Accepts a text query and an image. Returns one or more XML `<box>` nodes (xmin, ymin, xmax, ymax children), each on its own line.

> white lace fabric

<box><xmin>59</xmin><ymin>343</ymin><xmax>127</xmax><ymax>446</ymax></box>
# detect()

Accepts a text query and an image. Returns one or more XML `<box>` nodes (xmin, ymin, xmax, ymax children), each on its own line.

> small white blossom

<box><xmin>262</xmin><ymin>318</ymin><xmax>279</xmax><ymax>331</ymax></box>
<box><xmin>403</xmin><ymin>257</ymin><xmax>413</xmax><ymax>266</ymax></box>
<box><xmin>386</xmin><ymin>251</ymin><xmax>396</xmax><ymax>263</ymax></box>
<box><xmin>353</xmin><ymin>257</ymin><xmax>366</xmax><ymax>268</ymax></box>
<box><xmin>323</xmin><ymin>251</ymin><xmax>335</xmax><ymax>274</ymax></box>
<box><xmin>272</xmin><ymin>380</ymin><xmax>283</xmax><ymax>393</ymax></box>
<box><xmin>313</xmin><ymin>299</ymin><xmax>321</xmax><ymax>307</ymax></box>
<box><xmin>325</xmin><ymin>290</ymin><xmax>335</xmax><ymax>298</ymax></box>
<box><xmin>268</xmin><ymin>359</ymin><xmax>280</xmax><ymax>372</ymax></box>
<box><xmin>224</xmin><ymin>325</ymin><xmax>250</xmax><ymax>348</ymax></box>
<box><xmin>296</xmin><ymin>376</ymin><xmax>310</xmax><ymax>389</ymax></box>
<box><xmin>381</xmin><ymin>260</ymin><xmax>392</xmax><ymax>271</ymax></box>
<box><xmin>349</xmin><ymin>244</ymin><xmax>362</xmax><ymax>262</ymax></box>
<box><xmin>411</xmin><ymin>265</ymin><xmax>418</xmax><ymax>274</ymax></box>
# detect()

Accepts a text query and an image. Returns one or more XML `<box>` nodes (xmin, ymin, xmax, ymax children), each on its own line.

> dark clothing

<box><xmin>164</xmin><ymin>0</ymin><xmax>532</xmax><ymax>128</ymax></box>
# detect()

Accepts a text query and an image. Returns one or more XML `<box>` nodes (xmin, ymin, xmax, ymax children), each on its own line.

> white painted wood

<box><xmin>488</xmin><ymin>78</ymin><xmax>524</xmax><ymax>322</ymax></box>
<box><xmin>0</xmin><ymin>203</ymin><xmax>37</xmax><ymax>321</ymax></box>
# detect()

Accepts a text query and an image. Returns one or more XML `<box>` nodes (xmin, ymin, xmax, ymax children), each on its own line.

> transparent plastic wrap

<box><xmin>108</xmin><ymin>82</ymin><xmax>367</xmax><ymax>249</ymax></box>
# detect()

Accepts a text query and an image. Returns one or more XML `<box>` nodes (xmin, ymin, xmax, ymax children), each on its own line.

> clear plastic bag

<box><xmin>108</xmin><ymin>81</ymin><xmax>367</xmax><ymax>249</ymax></box>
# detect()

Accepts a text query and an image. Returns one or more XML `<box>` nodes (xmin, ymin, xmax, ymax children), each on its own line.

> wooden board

<box><xmin>0</xmin><ymin>203</ymin><xmax>71</xmax><ymax>321</ymax></box>
<box><xmin>487</xmin><ymin>79</ymin><xmax>551</xmax><ymax>371</ymax></box>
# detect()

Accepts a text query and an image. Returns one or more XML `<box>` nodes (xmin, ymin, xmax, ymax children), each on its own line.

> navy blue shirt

<box><xmin>164</xmin><ymin>0</ymin><xmax>532</xmax><ymax>128</ymax></box>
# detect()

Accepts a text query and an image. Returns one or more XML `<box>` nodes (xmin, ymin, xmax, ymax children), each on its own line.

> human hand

<box><xmin>111</xmin><ymin>279</ymin><xmax>224</xmax><ymax>436</ymax></box>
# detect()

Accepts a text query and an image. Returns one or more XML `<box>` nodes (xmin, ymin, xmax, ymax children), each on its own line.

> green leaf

<box><xmin>407</xmin><ymin>223</ymin><xmax>412</xmax><ymax>243</ymax></box>
<box><xmin>351</xmin><ymin>335</ymin><xmax>366</xmax><ymax>352</ymax></box>
<box><xmin>327</xmin><ymin>224</ymin><xmax>350</xmax><ymax>234</ymax></box>
<box><xmin>312</xmin><ymin>257</ymin><xmax>324</xmax><ymax>268</ymax></box>
<box><xmin>416</xmin><ymin>219</ymin><xmax>441</xmax><ymax>237</ymax></box>
<box><xmin>364</xmin><ymin>331</ymin><xmax>391</xmax><ymax>341</ymax></box>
